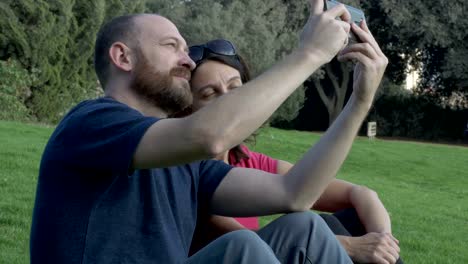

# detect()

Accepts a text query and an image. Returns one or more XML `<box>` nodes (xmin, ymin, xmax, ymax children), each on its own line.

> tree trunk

<box><xmin>314</xmin><ymin>62</ymin><xmax>352</xmax><ymax>126</ymax></box>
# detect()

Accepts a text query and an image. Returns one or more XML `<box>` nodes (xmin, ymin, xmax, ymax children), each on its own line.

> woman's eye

<box><xmin>202</xmin><ymin>92</ymin><xmax>215</xmax><ymax>98</ymax></box>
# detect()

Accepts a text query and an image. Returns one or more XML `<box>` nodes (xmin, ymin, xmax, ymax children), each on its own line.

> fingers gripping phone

<box><xmin>324</xmin><ymin>0</ymin><xmax>366</xmax><ymax>44</ymax></box>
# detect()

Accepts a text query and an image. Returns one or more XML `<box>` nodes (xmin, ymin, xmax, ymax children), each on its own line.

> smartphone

<box><xmin>324</xmin><ymin>0</ymin><xmax>365</xmax><ymax>44</ymax></box>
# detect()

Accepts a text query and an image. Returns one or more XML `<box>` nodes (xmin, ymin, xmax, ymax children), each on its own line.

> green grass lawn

<box><xmin>1</xmin><ymin>120</ymin><xmax>467</xmax><ymax>263</ymax></box>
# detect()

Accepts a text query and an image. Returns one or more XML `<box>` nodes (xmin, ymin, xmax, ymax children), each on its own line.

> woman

<box><xmin>188</xmin><ymin>39</ymin><xmax>402</xmax><ymax>264</ymax></box>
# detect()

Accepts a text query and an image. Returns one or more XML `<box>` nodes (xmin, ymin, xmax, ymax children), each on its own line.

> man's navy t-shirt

<box><xmin>30</xmin><ymin>97</ymin><xmax>232</xmax><ymax>263</ymax></box>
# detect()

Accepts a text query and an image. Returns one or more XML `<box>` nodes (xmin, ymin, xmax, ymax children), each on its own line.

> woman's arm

<box><xmin>207</xmin><ymin>215</ymin><xmax>247</xmax><ymax>235</ymax></box>
<box><xmin>277</xmin><ymin>159</ymin><xmax>399</xmax><ymax>263</ymax></box>
<box><xmin>277</xmin><ymin>159</ymin><xmax>391</xmax><ymax>233</ymax></box>
<box><xmin>313</xmin><ymin>180</ymin><xmax>391</xmax><ymax>233</ymax></box>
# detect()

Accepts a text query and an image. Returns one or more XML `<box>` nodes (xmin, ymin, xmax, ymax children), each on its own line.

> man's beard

<box><xmin>130</xmin><ymin>55</ymin><xmax>192</xmax><ymax>116</ymax></box>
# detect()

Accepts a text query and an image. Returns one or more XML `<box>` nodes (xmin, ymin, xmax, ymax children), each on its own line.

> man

<box><xmin>30</xmin><ymin>0</ymin><xmax>391</xmax><ymax>263</ymax></box>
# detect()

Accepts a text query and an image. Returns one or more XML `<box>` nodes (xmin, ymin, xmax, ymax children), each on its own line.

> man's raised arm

<box><xmin>133</xmin><ymin>0</ymin><xmax>351</xmax><ymax>169</ymax></box>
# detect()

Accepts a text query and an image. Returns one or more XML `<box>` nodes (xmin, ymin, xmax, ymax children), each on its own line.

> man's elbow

<box><xmin>203</xmin><ymin>139</ymin><xmax>227</xmax><ymax>158</ymax></box>
<box><xmin>190</xmin><ymin>125</ymin><xmax>228</xmax><ymax>158</ymax></box>
<box><xmin>285</xmin><ymin>192</ymin><xmax>319</xmax><ymax>212</ymax></box>
<box><xmin>288</xmin><ymin>202</ymin><xmax>312</xmax><ymax>212</ymax></box>
<box><xmin>280</xmin><ymin>178</ymin><xmax>320</xmax><ymax>212</ymax></box>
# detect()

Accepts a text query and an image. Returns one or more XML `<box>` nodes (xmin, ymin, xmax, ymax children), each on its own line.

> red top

<box><xmin>228</xmin><ymin>145</ymin><xmax>278</xmax><ymax>230</ymax></box>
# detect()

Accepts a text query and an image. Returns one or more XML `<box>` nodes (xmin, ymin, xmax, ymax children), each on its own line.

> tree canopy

<box><xmin>0</xmin><ymin>0</ymin><xmax>466</xmax><ymax>127</ymax></box>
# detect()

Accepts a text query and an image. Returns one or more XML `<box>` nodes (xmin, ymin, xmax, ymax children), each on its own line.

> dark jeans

<box><xmin>320</xmin><ymin>208</ymin><xmax>404</xmax><ymax>264</ymax></box>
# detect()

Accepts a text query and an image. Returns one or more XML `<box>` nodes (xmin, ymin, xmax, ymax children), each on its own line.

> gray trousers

<box><xmin>186</xmin><ymin>211</ymin><xmax>352</xmax><ymax>264</ymax></box>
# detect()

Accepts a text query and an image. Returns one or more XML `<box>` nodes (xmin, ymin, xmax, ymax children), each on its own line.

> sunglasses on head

<box><xmin>189</xmin><ymin>39</ymin><xmax>238</xmax><ymax>65</ymax></box>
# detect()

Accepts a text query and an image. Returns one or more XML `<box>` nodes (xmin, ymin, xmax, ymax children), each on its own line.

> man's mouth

<box><xmin>171</xmin><ymin>68</ymin><xmax>191</xmax><ymax>81</ymax></box>
<box><xmin>174</xmin><ymin>75</ymin><xmax>190</xmax><ymax>81</ymax></box>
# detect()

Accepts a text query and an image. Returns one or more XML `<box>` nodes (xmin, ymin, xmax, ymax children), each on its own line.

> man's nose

<box><xmin>180</xmin><ymin>52</ymin><xmax>196</xmax><ymax>71</ymax></box>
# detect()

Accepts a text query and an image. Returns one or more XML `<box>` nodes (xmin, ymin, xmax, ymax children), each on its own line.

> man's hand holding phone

<box><xmin>298</xmin><ymin>0</ymin><xmax>352</xmax><ymax>64</ymax></box>
<box><xmin>297</xmin><ymin>0</ymin><xmax>388</xmax><ymax>108</ymax></box>
<box><xmin>298</xmin><ymin>0</ymin><xmax>388</xmax><ymax>104</ymax></box>
<box><xmin>325</xmin><ymin>0</ymin><xmax>366</xmax><ymax>45</ymax></box>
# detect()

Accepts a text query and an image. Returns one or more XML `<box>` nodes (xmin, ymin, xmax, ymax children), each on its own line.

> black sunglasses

<box><xmin>189</xmin><ymin>39</ymin><xmax>238</xmax><ymax>65</ymax></box>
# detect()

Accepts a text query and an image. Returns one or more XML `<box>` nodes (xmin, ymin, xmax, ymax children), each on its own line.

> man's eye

<box><xmin>165</xmin><ymin>42</ymin><xmax>177</xmax><ymax>48</ymax></box>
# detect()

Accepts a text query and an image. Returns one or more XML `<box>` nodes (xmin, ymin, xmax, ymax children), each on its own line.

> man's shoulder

<box><xmin>66</xmin><ymin>97</ymin><xmax>130</xmax><ymax>118</ymax></box>
<box><xmin>57</xmin><ymin>97</ymin><xmax>145</xmax><ymax>131</ymax></box>
<box><xmin>48</xmin><ymin>96</ymin><xmax>153</xmax><ymax>150</ymax></box>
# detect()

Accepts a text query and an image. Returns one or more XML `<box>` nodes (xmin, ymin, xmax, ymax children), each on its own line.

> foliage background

<box><xmin>0</xmin><ymin>0</ymin><xmax>467</xmax><ymax>140</ymax></box>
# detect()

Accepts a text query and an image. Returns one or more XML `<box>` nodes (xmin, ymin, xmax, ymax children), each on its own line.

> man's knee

<box><xmin>227</xmin><ymin>229</ymin><xmax>259</xmax><ymax>239</ymax></box>
<box><xmin>257</xmin><ymin>212</ymin><xmax>351</xmax><ymax>263</ymax></box>
<box><xmin>221</xmin><ymin>230</ymin><xmax>279</xmax><ymax>262</ymax></box>
<box><xmin>188</xmin><ymin>230</ymin><xmax>279</xmax><ymax>263</ymax></box>
<box><xmin>280</xmin><ymin>211</ymin><xmax>326</xmax><ymax>228</ymax></box>
<box><xmin>223</xmin><ymin>229</ymin><xmax>266</xmax><ymax>247</ymax></box>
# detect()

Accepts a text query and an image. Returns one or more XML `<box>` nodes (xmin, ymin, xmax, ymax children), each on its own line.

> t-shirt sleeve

<box><xmin>197</xmin><ymin>160</ymin><xmax>233</xmax><ymax>205</ymax></box>
<box><xmin>47</xmin><ymin>99</ymin><xmax>158</xmax><ymax>173</ymax></box>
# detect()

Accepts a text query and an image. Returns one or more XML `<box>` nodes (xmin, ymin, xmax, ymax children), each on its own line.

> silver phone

<box><xmin>325</xmin><ymin>0</ymin><xmax>366</xmax><ymax>44</ymax></box>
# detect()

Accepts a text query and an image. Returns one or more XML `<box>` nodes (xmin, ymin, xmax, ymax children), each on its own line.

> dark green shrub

<box><xmin>0</xmin><ymin>59</ymin><xmax>38</xmax><ymax>121</ymax></box>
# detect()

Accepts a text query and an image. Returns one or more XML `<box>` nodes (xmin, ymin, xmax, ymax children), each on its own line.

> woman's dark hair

<box><xmin>193</xmin><ymin>52</ymin><xmax>251</xmax><ymax>84</ymax></box>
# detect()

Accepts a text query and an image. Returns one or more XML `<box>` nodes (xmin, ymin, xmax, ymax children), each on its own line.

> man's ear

<box><xmin>109</xmin><ymin>42</ymin><xmax>134</xmax><ymax>72</ymax></box>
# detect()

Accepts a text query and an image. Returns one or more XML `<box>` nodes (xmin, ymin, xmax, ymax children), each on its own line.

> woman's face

<box><xmin>190</xmin><ymin>60</ymin><xmax>243</xmax><ymax>111</ymax></box>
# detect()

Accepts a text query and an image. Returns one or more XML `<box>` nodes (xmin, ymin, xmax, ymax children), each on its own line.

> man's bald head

<box><xmin>94</xmin><ymin>14</ymin><xmax>170</xmax><ymax>88</ymax></box>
